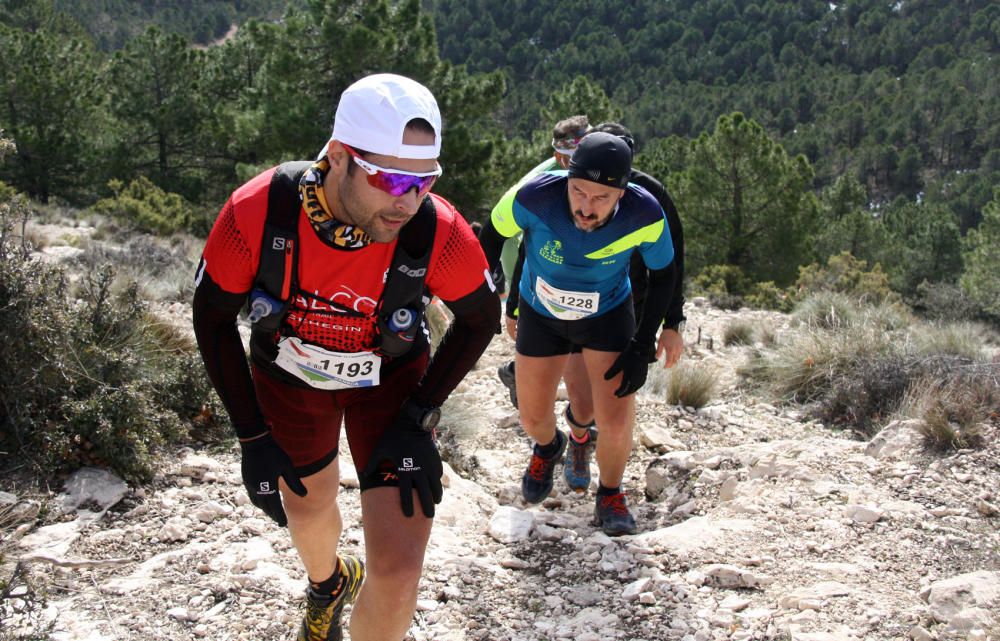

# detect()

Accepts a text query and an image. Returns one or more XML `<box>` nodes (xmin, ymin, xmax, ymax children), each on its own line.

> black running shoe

<box><xmin>593</xmin><ymin>492</ymin><xmax>637</xmax><ymax>536</ymax></box>
<box><xmin>297</xmin><ymin>555</ymin><xmax>365</xmax><ymax>641</ymax></box>
<box><xmin>521</xmin><ymin>431</ymin><xmax>567</xmax><ymax>503</ymax></box>
<box><xmin>497</xmin><ymin>360</ymin><xmax>517</xmax><ymax>408</ymax></box>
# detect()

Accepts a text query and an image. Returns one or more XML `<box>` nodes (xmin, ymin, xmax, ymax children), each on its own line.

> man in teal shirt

<box><xmin>479</xmin><ymin>133</ymin><xmax>677</xmax><ymax>535</ymax></box>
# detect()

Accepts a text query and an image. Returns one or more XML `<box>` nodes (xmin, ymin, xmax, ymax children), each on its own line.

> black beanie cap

<box><xmin>567</xmin><ymin>132</ymin><xmax>632</xmax><ymax>189</ymax></box>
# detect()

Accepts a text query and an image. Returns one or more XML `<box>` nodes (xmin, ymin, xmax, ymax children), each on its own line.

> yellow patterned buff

<box><xmin>299</xmin><ymin>157</ymin><xmax>373</xmax><ymax>249</ymax></box>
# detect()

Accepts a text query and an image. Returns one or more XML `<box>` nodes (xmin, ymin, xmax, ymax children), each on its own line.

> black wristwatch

<box><xmin>401</xmin><ymin>400</ymin><xmax>441</xmax><ymax>432</ymax></box>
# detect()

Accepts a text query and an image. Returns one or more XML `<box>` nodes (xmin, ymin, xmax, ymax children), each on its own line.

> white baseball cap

<box><xmin>328</xmin><ymin>73</ymin><xmax>441</xmax><ymax>160</ymax></box>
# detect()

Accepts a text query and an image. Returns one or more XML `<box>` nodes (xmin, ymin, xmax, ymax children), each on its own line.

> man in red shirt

<box><xmin>192</xmin><ymin>74</ymin><xmax>499</xmax><ymax>641</ymax></box>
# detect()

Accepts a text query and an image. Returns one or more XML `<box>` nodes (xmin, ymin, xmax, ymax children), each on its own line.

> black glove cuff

<box><xmin>630</xmin><ymin>338</ymin><xmax>656</xmax><ymax>360</ymax></box>
<box><xmin>239</xmin><ymin>431</ymin><xmax>275</xmax><ymax>452</ymax></box>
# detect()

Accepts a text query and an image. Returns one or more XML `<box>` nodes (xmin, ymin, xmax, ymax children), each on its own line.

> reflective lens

<box><xmin>342</xmin><ymin>143</ymin><xmax>442</xmax><ymax>197</ymax></box>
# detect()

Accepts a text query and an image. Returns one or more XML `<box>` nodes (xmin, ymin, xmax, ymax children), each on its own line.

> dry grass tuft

<box><xmin>723</xmin><ymin>318</ymin><xmax>756</xmax><ymax>346</ymax></box>
<box><xmin>911</xmin><ymin>321</ymin><xmax>991</xmax><ymax>361</ymax></box>
<box><xmin>899</xmin><ymin>369</ymin><xmax>999</xmax><ymax>450</ymax></box>
<box><xmin>665</xmin><ymin>361</ymin><xmax>718</xmax><ymax>408</ymax></box>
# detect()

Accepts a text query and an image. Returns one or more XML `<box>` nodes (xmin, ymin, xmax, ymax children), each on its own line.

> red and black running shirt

<box><xmin>193</xmin><ymin>166</ymin><xmax>499</xmax><ymax>437</ymax></box>
<box><xmin>200</xmin><ymin>166</ymin><xmax>490</xmax><ymax>352</ymax></box>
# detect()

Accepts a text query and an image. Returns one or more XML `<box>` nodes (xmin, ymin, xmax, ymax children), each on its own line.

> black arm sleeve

<box><xmin>191</xmin><ymin>269</ymin><xmax>266</xmax><ymax>439</ymax></box>
<box><xmin>478</xmin><ymin>221</ymin><xmax>506</xmax><ymax>275</ymax></box>
<box><xmin>409</xmin><ymin>281</ymin><xmax>501</xmax><ymax>407</ymax></box>
<box><xmin>632</xmin><ymin>170</ymin><xmax>685</xmax><ymax>328</ymax></box>
<box><xmin>634</xmin><ymin>263</ymin><xmax>676</xmax><ymax>348</ymax></box>
<box><xmin>504</xmin><ymin>241</ymin><xmax>526</xmax><ymax>319</ymax></box>
<box><xmin>661</xmin><ymin>191</ymin><xmax>686</xmax><ymax>329</ymax></box>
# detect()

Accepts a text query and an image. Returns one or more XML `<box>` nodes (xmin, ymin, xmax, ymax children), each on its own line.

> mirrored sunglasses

<box><xmin>342</xmin><ymin>143</ymin><xmax>442</xmax><ymax>197</ymax></box>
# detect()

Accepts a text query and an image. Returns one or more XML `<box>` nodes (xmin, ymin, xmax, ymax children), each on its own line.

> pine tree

<box><xmin>961</xmin><ymin>190</ymin><xmax>1000</xmax><ymax>318</ymax></box>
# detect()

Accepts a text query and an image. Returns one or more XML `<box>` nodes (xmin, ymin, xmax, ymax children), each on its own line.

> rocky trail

<box><xmin>3</xmin><ymin>299</ymin><xmax>999</xmax><ymax>641</ymax></box>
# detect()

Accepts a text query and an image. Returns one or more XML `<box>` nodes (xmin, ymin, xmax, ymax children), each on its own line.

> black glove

<box><xmin>603</xmin><ymin>339</ymin><xmax>657</xmax><ymax>398</ymax></box>
<box><xmin>362</xmin><ymin>414</ymin><xmax>443</xmax><ymax>518</ymax></box>
<box><xmin>239</xmin><ymin>432</ymin><xmax>308</xmax><ymax>527</ymax></box>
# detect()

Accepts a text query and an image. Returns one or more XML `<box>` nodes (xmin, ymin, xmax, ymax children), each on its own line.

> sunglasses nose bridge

<box><xmin>392</xmin><ymin>186</ymin><xmax>425</xmax><ymax>214</ymax></box>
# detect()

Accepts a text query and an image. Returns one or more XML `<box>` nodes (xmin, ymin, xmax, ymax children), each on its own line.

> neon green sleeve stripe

<box><xmin>584</xmin><ymin>219</ymin><xmax>665</xmax><ymax>259</ymax></box>
<box><xmin>489</xmin><ymin>158</ymin><xmax>555</xmax><ymax>238</ymax></box>
<box><xmin>490</xmin><ymin>187</ymin><xmax>522</xmax><ymax>237</ymax></box>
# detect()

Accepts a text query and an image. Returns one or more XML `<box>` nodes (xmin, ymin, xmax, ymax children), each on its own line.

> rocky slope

<box><xmin>2</xmin><ymin>298</ymin><xmax>999</xmax><ymax>641</ymax></box>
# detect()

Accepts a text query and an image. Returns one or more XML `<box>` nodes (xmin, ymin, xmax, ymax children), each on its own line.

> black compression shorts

<box><xmin>515</xmin><ymin>300</ymin><xmax>635</xmax><ymax>357</ymax></box>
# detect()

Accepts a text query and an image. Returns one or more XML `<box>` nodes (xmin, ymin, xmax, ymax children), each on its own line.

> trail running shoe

<box><xmin>297</xmin><ymin>555</ymin><xmax>365</xmax><ymax>641</ymax></box>
<box><xmin>497</xmin><ymin>360</ymin><xmax>518</xmax><ymax>408</ymax></box>
<box><xmin>593</xmin><ymin>492</ymin><xmax>637</xmax><ymax>536</ymax></box>
<box><xmin>521</xmin><ymin>431</ymin><xmax>567</xmax><ymax>504</ymax></box>
<box><xmin>563</xmin><ymin>427</ymin><xmax>598</xmax><ymax>493</ymax></box>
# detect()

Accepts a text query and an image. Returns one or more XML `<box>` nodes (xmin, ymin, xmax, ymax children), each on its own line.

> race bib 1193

<box><xmin>274</xmin><ymin>337</ymin><xmax>381</xmax><ymax>390</ymax></box>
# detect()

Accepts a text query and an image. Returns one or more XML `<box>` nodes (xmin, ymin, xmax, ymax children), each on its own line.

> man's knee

<box><xmin>283</xmin><ymin>492</ymin><xmax>339</xmax><ymax>527</ymax></box>
<box><xmin>281</xmin><ymin>469</ymin><xmax>340</xmax><ymax>520</ymax></box>
<box><xmin>364</xmin><ymin>548</ymin><xmax>424</xmax><ymax>602</ymax></box>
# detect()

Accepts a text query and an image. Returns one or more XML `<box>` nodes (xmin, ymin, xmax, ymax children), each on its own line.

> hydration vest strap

<box><xmin>258</xmin><ymin>161</ymin><xmax>311</xmax><ymax>310</ymax></box>
<box><xmin>375</xmin><ymin>195</ymin><xmax>437</xmax><ymax>357</ymax></box>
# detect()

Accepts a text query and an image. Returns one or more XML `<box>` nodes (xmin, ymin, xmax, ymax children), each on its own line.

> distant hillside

<box><xmin>429</xmin><ymin>0</ymin><xmax>999</xmax><ymax>220</ymax></box>
<box><xmin>48</xmin><ymin>0</ymin><xmax>285</xmax><ymax>49</ymax></box>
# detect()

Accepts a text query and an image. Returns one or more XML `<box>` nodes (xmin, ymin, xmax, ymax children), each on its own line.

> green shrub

<box><xmin>912</xmin><ymin>280</ymin><xmax>984</xmax><ymax>323</ymax></box>
<box><xmin>708</xmin><ymin>291</ymin><xmax>744</xmax><ymax>310</ymax></box>
<box><xmin>740</xmin><ymin>326</ymin><xmax>883</xmax><ymax>403</ymax></box>
<box><xmin>745</xmin><ymin>281</ymin><xmax>794</xmax><ymax>312</ymax></box>
<box><xmin>0</xmin><ymin>199</ymin><xmax>223</xmax><ymax>482</ymax></box>
<box><xmin>77</xmin><ymin>232</ymin><xmax>201</xmax><ymax>303</ymax></box>
<box><xmin>0</xmin><ymin>180</ymin><xmax>17</xmax><ymax>203</ymax></box>
<box><xmin>960</xmin><ymin>190</ymin><xmax>1000</xmax><ymax>320</ymax></box>
<box><xmin>692</xmin><ymin>264</ymin><xmax>752</xmax><ymax>297</ymax></box>
<box><xmin>794</xmin><ymin>251</ymin><xmax>898</xmax><ymax>303</ymax></box>
<box><xmin>91</xmin><ymin>177</ymin><xmax>194</xmax><ymax>235</ymax></box>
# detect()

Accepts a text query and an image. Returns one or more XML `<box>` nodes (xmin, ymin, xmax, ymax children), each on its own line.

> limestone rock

<box><xmin>487</xmin><ymin>506</ymin><xmax>534</xmax><ymax>543</ymax></box>
<box><xmin>61</xmin><ymin>467</ymin><xmax>128</xmax><ymax>516</ymax></box>
<box><xmin>701</xmin><ymin>564</ymin><xmax>771</xmax><ymax>589</ymax></box>
<box><xmin>638</xmin><ymin>424</ymin><xmax>687</xmax><ymax>452</ymax></box>
<box><xmin>926</xmin><ymin>571</ymin><xmax>1000</xmax><ymax>629</ymax></box>
<box><xmin>844</xmin><ymin>504</ymin><xmax>884</xmax><ymax>523</ymax></box>
<box><xmin>865</xmin><ymin>419</ymin><xmax>924</xmax><ymax>460</ymax></box>
<box><xmin>780</xmin><ymin>582</ymin><xmax>853</xmax><ymax>610</ymax></box>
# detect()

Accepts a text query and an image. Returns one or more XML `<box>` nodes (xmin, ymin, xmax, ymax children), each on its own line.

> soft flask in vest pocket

<box><xmin>375</xmin><ymin>307</ymin><xmax>423</xmax><ymax>358</ymax></box>
<box><xmin>247</xmin><ymin>288</ymin><xmax>290</xmax><ymax>334</ymax></box>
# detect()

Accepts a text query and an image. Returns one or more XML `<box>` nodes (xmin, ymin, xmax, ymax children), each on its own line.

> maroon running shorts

<box><xmin>252</xmin><ymin>351</ymin><xmax>429</xmax><ymax>480</ymax></box>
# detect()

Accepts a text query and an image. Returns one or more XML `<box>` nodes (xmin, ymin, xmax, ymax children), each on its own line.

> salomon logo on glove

<box><xmin>363</xmin><ymin>412</ymin><xmax>443</xmax><ymax>518</ymax></box>
<box><xmin>238</xmin><ymin>432</ymin><xmax>307</xmax><ymax>527</ymax></box>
